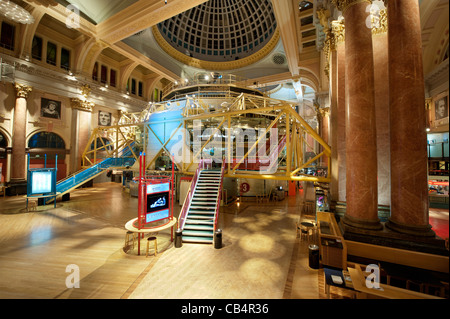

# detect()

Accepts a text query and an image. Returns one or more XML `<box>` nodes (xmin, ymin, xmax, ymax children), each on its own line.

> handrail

<box><xmin>178</xmin><ymin>159</ymin><xmax>204</xmax><ymax>230</ymax></box>
<box><xmin>214</xmin><ymin>158</ymin><xmax>226</xmax><ymax>232</ymax></box>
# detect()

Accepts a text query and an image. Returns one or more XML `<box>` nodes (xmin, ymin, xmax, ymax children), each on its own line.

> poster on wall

<box><xmin>435</xmin><ymin>96</ymin><xmax>448</xmax><ymax>120</ymax></box>
<box><xmin>98</xmin><ymin>111</ymin><xmax>112</xmax><ymax>126</ymax></box>
<box><xmin>41</xmin><ymin>98</ymin><xmax>61</xmax><ymax>120</ymax></box>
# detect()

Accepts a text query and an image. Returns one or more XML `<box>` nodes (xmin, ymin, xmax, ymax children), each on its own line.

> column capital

<box><xmin>371</xmin><ymin>9</ymin><xmax>388</xmax><ymax>35</ymax></box>
<box><xmin>331</xmin><ymin>0</ymin><xmax>371</xmax><ymax>14</ymax></box>
<box><xmin>70</xmin><ymin>98</ymin><xmax>95</xmax><ymax>112</ymax></box>
<box><xmin>331</xmin><ymin>20</ymin><xmax>345</xmax><ymax>44</ymax></box>
<box><xmin>14</xmin><ymin>83</ymin><xmax>33</xmax><ymax>99</ymax></box>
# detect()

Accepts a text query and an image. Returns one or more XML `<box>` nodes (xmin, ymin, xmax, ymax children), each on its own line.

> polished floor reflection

<box><xmin>0</xmin><ymin>182</ymin><xmax>447</xmax><ymax>299</ymax></box>
<box><xmin>0</xmin><ymin>182</ymin><xmax>320</xmax><ymax>299</ymax></box>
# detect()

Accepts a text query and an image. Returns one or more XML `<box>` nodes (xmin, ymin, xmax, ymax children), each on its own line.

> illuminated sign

<box><xmin>28</xmin><ymin>170</ymin><xmax>56</xmax><ymax>195</ymax></box>
<box><xmin>146</xmin><ymin>209</ymin><xmax>170</xmax><ymax>223</ymax></box>
<box><xmin>147</xmin><ymin>192</ymin><xmax>169</xmax><ymax>213</ymax></box>
<box><xmin>147</xmin><ymin>182</ymin><xmax>170</xmax><ymax>194</ymax></box>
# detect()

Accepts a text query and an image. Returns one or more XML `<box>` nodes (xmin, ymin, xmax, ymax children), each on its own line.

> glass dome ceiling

<box><xmin>155</xmin><ymin>0</ymin><xmax>277</xmax><ymax>63</ymax></box>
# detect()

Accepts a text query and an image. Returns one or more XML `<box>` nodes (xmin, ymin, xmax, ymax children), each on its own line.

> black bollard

<box><xmin>175</xmin><ymin>228</ymin><xmax>183</xmax><ymax>248</ymax></box>
<box><xmin>214</xmin><ymin>229</ymin><xmax>222</xmax><ymax>249</ymax></box>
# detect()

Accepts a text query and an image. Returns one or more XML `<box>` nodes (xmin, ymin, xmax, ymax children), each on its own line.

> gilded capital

<box><xmin>14</xmin><ymin>83</ymin><xmax>33</xmax><ymax>99</ymax></box>
<box><xmin>331</xmin><ymin>0</ymin><xmax>371</xmax><ymax>13</ymax></box>
<box><xmin>70</xmin><ymin>98</ymin><xmax>95</xmax><ymax>112</ymax></box>
<box><xmin>371</xmin><ymin>9</ymin><xmax>388</xmax><ymax>34</ymax></box>
<box><xmin>331</xmin><ymin>20</ymin><xmax>345</xmax><ymax>44</ymax></box>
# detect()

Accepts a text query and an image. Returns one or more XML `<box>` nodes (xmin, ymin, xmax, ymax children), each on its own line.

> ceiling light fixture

<box><xmin>0</xmin><ymin>0</ymin><xmax>35</xmax><ymax>24</ymax></box>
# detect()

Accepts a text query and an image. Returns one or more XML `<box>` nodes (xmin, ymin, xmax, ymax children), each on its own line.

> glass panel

<box><xmin>0</xmin><ymin>22</ymin><xmax>15</xmax><ymax>51</ymax></box>
<box><xmin>60</xmin><ymin>48</ymin><xmax>70</xmax><ymax>70</ymax></box>
<box><xmin>138</xmin><ymin>81</ymin><xmax>143</xmax><ymax>97</ymax></box>
<box><xmin>131</xmin><ymin>79</ymin><xmax>136</xmax><ymax>95</ymax></box>
<box><xmin>28</xmin><ymin>132</ymin><xmax>65</xmax><ymax>149</ymax></box>
<box><xmin>110</xmin><ymin>69</ymin><xmax>116</xmax><ymax>87</ymax></box>
<box><xmin>92</xmin><ymin>62</ymin><xmax>98</xmax><ymax>81</ymax></box>
<box><xmin>101</xmin><ymin>65</ymin><xmax>107</xmax><ymax>84</ymax></box>
<box><xmin>32</xmin><ymin>36</ymin><xmax>42</xmax><ymax>60</ymax></box>
<box><xmin>46</xmin><ymin>42</ymin><xmax>57</xmax><ymax>66</ymax></box>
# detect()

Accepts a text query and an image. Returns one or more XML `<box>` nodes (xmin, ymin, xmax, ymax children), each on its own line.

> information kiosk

<box><xmin>26</xmin><ymin>154</ymin><xmax>59</xmax><ymax>210</ymax></box>
<box><xmin>125</xmin><ymin>153</ymin><xmax>177</xmax><ymax>255</ymax></box>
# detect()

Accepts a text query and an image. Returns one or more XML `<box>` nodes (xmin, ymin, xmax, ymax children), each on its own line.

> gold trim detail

<box><xmin>371</xmin><ymin>9</ymin><xmax>387</xmax><ymax>35</ymax></box>
<box><xmin>70</xmin><ymin>98</ymin><xmax>95</xmax><ymax>112</ymax></box>
<box><xmin>331</xmin><ymin>20</ymin><xmax>345</xmax><ymax>44</ymax></box>
<box><xmin>152</xmin><ymin>26</ymin><xmax>281</xmax><ymax>71</ymax></box>
<box><xmin>14</xmin><ymin>83</ymin><xmax>32</xmax><ymax>99</ymax></box>
<box><xmin>331</xmin><ymin>0</ymin><xmax>371</xmax><ymax>14</ymax></box>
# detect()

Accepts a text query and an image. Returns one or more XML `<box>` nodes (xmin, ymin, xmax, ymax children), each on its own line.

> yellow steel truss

<box><xmin>82</xmin><ymin>93</ymin><xmax>331</xmax><ymax>182</ymax></box>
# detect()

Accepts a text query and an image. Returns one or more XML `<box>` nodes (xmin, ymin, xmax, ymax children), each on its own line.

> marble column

<box><xmin>332</xmin><ymin>20</ymin><xmax>347</xmax><ymax>203</ymax></box>
<box><xmin>385</xmin><ymin>0</ymin><xmax>435</xmax><ymax>237</ymax></box>
<box><xmin>11</xmin><ymin>83</ymin><xmax>32</xmax><ymax>182</ymax></box>
<box><xmin>372</xmin><ymin>9</ymin><xmax>390</xmax><ymax>207</ymax></box>
<box><xmin>69</xmin><ymin>97</ymin><xmax>93</xmax><ymax>173</ymax></box>
<box><xmin>333</xmin><ymin>0</ymin><xmax>381</xmax><ymax>230</ymax></box>
<box><xmin>327</xmin><ymin>27</ymin><xmax>339</xmax><ymax>203</ymax></box>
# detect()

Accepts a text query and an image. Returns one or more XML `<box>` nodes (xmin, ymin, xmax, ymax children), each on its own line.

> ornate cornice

<box><xmin>70</xmin><ymin>98</ymin><xmax>95</xmax><ymax>112</ymax></box>
<box><xmin>14</xmin><ymin>83</ymin><xmax>32</xmax><ymax>99</ymax></box>
<box><xmin>331</xmin><ymin>0</ymin><xmax>371</xmax><ymax>14</ymax></box>
<box><xmin>152</xmin><ymin>26</ymin><xmax>281</xmax><ymax>71</ymax></box>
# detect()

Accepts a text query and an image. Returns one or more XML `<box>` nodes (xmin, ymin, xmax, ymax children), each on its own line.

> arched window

<box><xmin>28</xmin><ymin>132</ymin><xmax>65</xmax><ymax>149</ymax></box>
<box><xmin>27</xmin><ymin>132</ymin><xmax>66</xmax><ymax>160</ymax></box>
<box><xmin>27</xmin><ymin>132</ymin><xmax>66</xmax><ymax>180</ymax></box>
<box><xmin>0</xmin><ymin>132</ymin><xmax>6</xmax><ymax>148</ymax></box>
<box><xmin>0</xmin><ymin>131</ymin><xmax>7</xmax><ymax>159</ymax></box>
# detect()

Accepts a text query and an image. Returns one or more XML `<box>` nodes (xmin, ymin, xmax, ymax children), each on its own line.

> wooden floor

<box><xmin>1</xmin><ymin>182</ymin><xmax>447</xmax><ymax>299</ymax></box>
<box><xmin>0</xmin><ymin>182</ymin><xmax>324</xmax><ymax>299</ymax></box>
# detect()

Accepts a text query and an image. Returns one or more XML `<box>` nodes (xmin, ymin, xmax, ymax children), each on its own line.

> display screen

<box><xmin>147</xmin><ymin>182</ymin><xmax>170</xmax><ymax>194</ymax></box>
<box><xmin>146</xmin><ymin>209</ymin><xmax>170</xmax><ymax>223</ymax></box>
<box><xmin>30</xmin><ymin>171</ymin><xmax>54</xmax><ymax>194</ymax></box>
<box><xmin>147</xmin><ymin>192</ymin><xmax>169</xmax><ymax>213</ymax></box>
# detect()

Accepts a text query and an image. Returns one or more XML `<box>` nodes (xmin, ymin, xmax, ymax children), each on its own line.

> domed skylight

<box><xmin>156</xmin><ymin>0</ymin><xmax>277</xmax><ymax>63</ymax></box>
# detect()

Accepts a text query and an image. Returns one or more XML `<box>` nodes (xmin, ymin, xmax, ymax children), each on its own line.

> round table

<box><xmin>125</xmin><ymin>217</ymin><xmax>177</xmax><ymax>255</ymax></box>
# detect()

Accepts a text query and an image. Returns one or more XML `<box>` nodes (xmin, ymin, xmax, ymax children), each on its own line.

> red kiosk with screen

<box><xmin>133</xmin><ymin>153</ymin><xmax>175</xmax><ymax>255</ymax></box>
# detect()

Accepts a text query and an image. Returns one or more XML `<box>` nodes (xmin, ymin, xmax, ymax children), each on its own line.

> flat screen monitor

<box><xmin>147</xmin><ymin>192</ymin><xmax>169</xmax><ymax>213</ymax></box>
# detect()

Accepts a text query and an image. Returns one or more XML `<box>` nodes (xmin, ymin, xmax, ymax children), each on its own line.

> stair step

<box><xmin>188</xmin><ymin>209</ymin><xmax>215</xmax><ymax>214</ymax></box>
<box><xmin>190</xmin><ymin>202</ymin><xmax>217</xmax><ymax>206</ymax></box>
<box><xmin>185</xmin><ymin>220</ymin><xmax>214</xmax><ymax>226</ymax></box>
<box><xmin>182</xmin><ymin>236</ymin><xmax>213</xmax><ymax>244</ymax></box>
<box><xmin>186</xmin><ymin>214</ymin><xmax>215</xmax><ymax>220</ymax></box>
<box><xmin>183</xmin><ymin>229</ymin><xmax>214</xmax><ymax>239</ymax></box>
<box><xmin>192</xmin><ymin>197</ymin><xmax>217</xmax><ymax>200</ymax></box>
<box><xmin>183</xmin><ymin>224</ymin><xmax>214</xmax><ymax>231</ymax></box>
<box><xmin>192</xmin><ymin>195</ymin><xmax>217</xmax><ymax>198</ymax></box>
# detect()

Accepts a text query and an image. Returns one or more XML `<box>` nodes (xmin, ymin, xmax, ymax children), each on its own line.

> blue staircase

<box><xmin>182</xmin><ymin>169</ymin><xmax>223</xmax><ymax>244</ymax></box>
<box><xmin>56</xmin><ymin>143</ymin><xmax>137</xmax><ymax>196</ymax></box>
